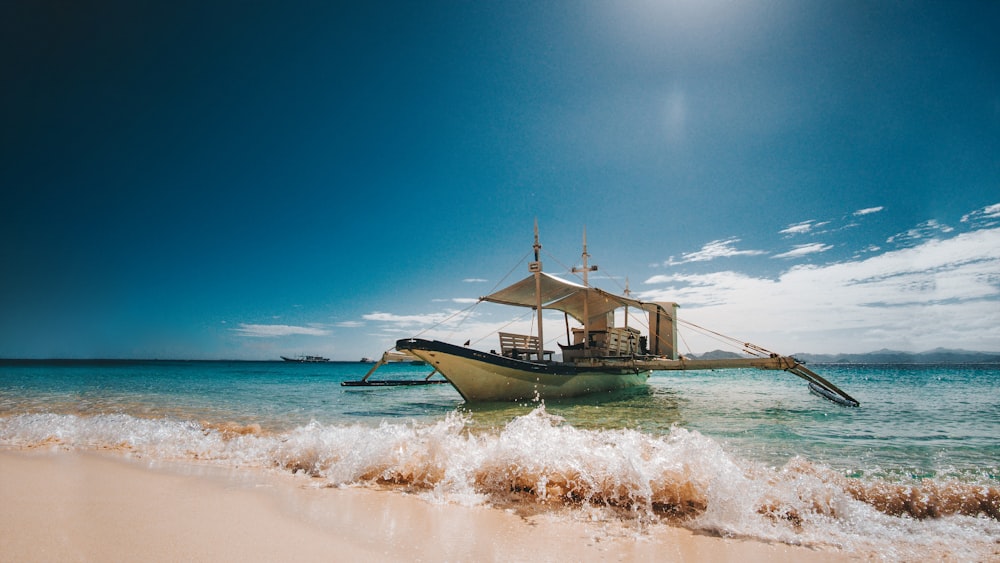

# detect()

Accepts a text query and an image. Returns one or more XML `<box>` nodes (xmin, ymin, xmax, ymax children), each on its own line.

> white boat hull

<box><xmin>397</xmin><ymin>339</ymin><xmax>649</xmax><ymax>401</ymax></box>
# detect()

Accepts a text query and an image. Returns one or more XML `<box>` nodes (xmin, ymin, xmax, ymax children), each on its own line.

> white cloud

<box><xmin>961</xmin><ymin>202</ymin><xmax>1000</xmax><ymax>227</ymax></box>
<box><xmin>432</xmin><ymin>297</ymin><xmax>480</xmax><ymax>304</ymax></box>
<box><xmin>666</xmin><ymin>237</ymin><xmax>766</xmax><ymax>265</ymax></box>
<box><xmin>853</xmin><ymin>206</ymin><xmax>885</xmax><ymax>216</ymax></box>
<box><xmin>233</xmin><ymin>324</ymin><xmax>330</xmax><ymax>338</ymax></box>
<box><xmin>362</xmin><ymin>311</ymin><xmax>457</xmax><ymax>327</ymax></box>
<box><xmin>335</xmin><ymin>321</ymin><xmax>364</xmax><ymax>328</ymax></box>
<box><xmin>463</xmin><ymin>278</ymin><xmax>489</xmax><ymax>283</ymax></box>
<box><xmin>854</xmin><ymin>244</ymin><xmax>881</xmax><ymax>257</ymax></box>
<box><xmin>772</xmin><ymin>242</ymin><xmax>833</xmax><ymax>259</ymax></box>
<box><xmin>886</xmin><ymin>219</ymin><xmax>954</xmax><ymax>246</ymax></box>
<box><xmin>780</xmin><ymin>221</ymin><xmax>815</xmax><ymax>235</ymax></box>
<box><xmin>639</xmin><ymin>227</ymin><xmax>1000</xmax><ymax>354</ymax></box>
<box><xmin>643</xmin><ymin>271</ymin><xmax>776</xmax><ymax>307</ymax></box>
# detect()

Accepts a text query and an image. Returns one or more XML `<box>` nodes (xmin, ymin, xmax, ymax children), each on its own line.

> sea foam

<box><xmin>2</xmin><ymin>407</ymin><xmax>998</xmax><ymax>559</ymax></box>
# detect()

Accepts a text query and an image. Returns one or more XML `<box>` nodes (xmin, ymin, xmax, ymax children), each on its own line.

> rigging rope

<box><xmin>484</xmin><ymin>249</ymin><xmax>533</xmax><ymax>295</ymax></box>
<box><xmin>584</xmin><ymin>260</ymin><xmax>779</xmax><ymax>359</ymax></box>
<box><xmin>409</xmin><ymin>300</ymin><xmax>482</xmax><ymax>341</ymax></box>
<box><xmin>675</xmin><ymin>318</ymin><xmax>775</xmax><ymax>357</ymax></box>
<box><xmin>405</xmin><ymin>248</ymin><xmax>535</xmax><ymax>345</ymax></box>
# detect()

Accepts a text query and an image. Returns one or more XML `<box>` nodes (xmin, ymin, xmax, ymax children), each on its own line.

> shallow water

<box><xmin>1</xmin><ymin>360</ymin><xmax>998</xmax><ymax>559</ymax></box>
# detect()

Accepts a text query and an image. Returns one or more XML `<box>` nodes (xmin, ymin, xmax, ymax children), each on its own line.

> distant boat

<box><xmin>281</xmin><ymin>355</ymin><xmax>330</xmax><ymax>363</ymax></box>
<box><xmin>355</xmin><ymin>223</ymin><xmax>859</xmax><ymax>407</ymax></box>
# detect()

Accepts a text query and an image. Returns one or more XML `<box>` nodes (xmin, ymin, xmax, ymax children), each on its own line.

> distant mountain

<box><xmin>791</xmin><ymin>348</ymin><xmax>1000</xmax><ymax>364</ymax></box>
<box><xmin>689</xmin><ymin>350</ymin><xmax>747</xmax><ymax>360</ymax></box>
<box><xmin>683</xmin><ymin>348</ymin><xmax>1000</xmax><ymax>364</ymax></box>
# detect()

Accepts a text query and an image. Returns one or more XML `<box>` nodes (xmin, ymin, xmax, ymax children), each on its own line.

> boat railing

<box><xmin>498</xmin><ymin>332</ymin><xmax>554</xmax><ymax>361</ymax></box>
<box><xmin>568</xmin><ymin>326</ymin><xmax>642</xmax><ymax>358</ymax></box>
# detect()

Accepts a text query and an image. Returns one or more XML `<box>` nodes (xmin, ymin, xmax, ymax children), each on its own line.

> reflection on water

<box><xmin>457</xmin><ymin>385</ymin><xmax>684</xmax><ymax>434</ymax></box>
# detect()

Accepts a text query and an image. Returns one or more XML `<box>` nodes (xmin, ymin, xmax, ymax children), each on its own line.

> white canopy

<box><xmin>481</xmin><ymin>273</ymin><xmax>658</xmax><ymax>324</ymax></box>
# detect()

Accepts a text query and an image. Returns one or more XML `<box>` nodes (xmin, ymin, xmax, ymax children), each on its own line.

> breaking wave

<box><xmin>2</xmin><ymin>407</ymin><xmax>998</xmax><ymax>559</ymax></box>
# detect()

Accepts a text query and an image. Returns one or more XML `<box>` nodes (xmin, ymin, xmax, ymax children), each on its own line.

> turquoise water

<box><xmin>2</xmin><ymin>360</ymin><xmax>998</xmax><ymax>558</ymax></box>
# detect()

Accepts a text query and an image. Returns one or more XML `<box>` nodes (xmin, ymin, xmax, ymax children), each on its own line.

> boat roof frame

<box><xmin>480</xmin><ymin>272</ymin><xmax>662</xmax><ymax>324</ymax></box>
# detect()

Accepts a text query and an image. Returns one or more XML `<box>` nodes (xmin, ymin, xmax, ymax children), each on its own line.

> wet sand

<box><xmin>0</xmin><ymin>450</ymin><xmax>854</xmax><ymax>562</ymax></box>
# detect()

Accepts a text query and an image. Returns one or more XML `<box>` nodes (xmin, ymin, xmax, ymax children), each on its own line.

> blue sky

<box><xmin>2</xmin><ymin>1</ymin><xmax>998</xmax><ymax>360</ymax></box>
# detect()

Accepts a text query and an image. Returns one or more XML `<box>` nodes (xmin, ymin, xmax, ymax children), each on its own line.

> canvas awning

<box><xmin>481</xmin><ymin>273</ymin><xmax>658</xmax><ymax>324</ymax></box>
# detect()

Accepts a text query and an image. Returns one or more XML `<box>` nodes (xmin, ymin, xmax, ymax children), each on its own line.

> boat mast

<box><xmin>572</xmin><ymin>227</ymin><xmax>598</xmax><ymax>355</ymax></box>
<box><xmin>623</xmin><ymin>277</ymin><xmax>630</xmax><ymax>330</ymax></box>
<box><xmin>530</xmin><ymin>220</ymin><xmax>544</xmax><ymax>361</ymax></box>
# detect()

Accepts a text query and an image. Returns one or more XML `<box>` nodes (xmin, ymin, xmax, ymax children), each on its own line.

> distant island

<box><xmin>689</xmin><ymin>348</ymin><xmax>1000</xmax><ymax>364</ymax></box>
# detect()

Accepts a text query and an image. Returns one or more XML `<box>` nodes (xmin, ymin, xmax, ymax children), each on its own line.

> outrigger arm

<box><xmin>600</xmin><ymin>355</ymin><xmax>859</xmax><ymax>407</ymax></box>
<box><xmin>341</xmin><ymin>351</ymin><xmax>449</xmax><ymax>387</ymax></box>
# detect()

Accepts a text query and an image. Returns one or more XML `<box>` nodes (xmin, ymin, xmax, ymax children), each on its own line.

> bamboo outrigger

<box><xmin>341</xmin><ymin>351</ymin><xmax>449</xmax><ymax>387</ymax></box>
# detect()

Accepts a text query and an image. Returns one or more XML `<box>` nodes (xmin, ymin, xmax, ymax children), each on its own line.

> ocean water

<box><xmin>1</xmin><ymin>360</ymin><xmax>998</xmax><ymax>559</ymax></box>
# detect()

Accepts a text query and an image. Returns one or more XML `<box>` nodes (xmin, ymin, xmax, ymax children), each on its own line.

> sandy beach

<box><xmin>0</xmin><ymin>450</ymin><xmax>854</xmax><ymax>562</ymax></box>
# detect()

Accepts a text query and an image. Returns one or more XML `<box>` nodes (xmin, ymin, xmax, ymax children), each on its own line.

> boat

<box><xmin>348</xmin><ymin>224</ymin><xmax>859</xmax><ymax>407</ymax></box>
<box><xmin>280</xmin><ymin>355</ymin><xmax>330</xmax><ymax>363</ymax></box>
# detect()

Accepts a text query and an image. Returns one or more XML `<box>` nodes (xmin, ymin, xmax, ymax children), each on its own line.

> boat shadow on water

<box><xmin>459</xmin><ymin>384</ymin><xmax>656</xmax><ymax>410</ymax></box>
<box><xmin>455</xmin><ymin>385</ymin><xmax>687</xmax><ymax>433</ymax></box>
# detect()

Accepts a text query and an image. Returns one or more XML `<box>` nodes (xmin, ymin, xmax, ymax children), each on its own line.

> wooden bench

<box><xmin>498</xmin><ymin>332</ymin><xmax>553</xmax><ymax>361</ymax></box>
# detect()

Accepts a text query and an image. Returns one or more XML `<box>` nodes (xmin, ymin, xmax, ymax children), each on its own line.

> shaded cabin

<box><xmin>481</xmin><ymin>272</ymin><xmax>679</xmax><ymax>362</ymax></box>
